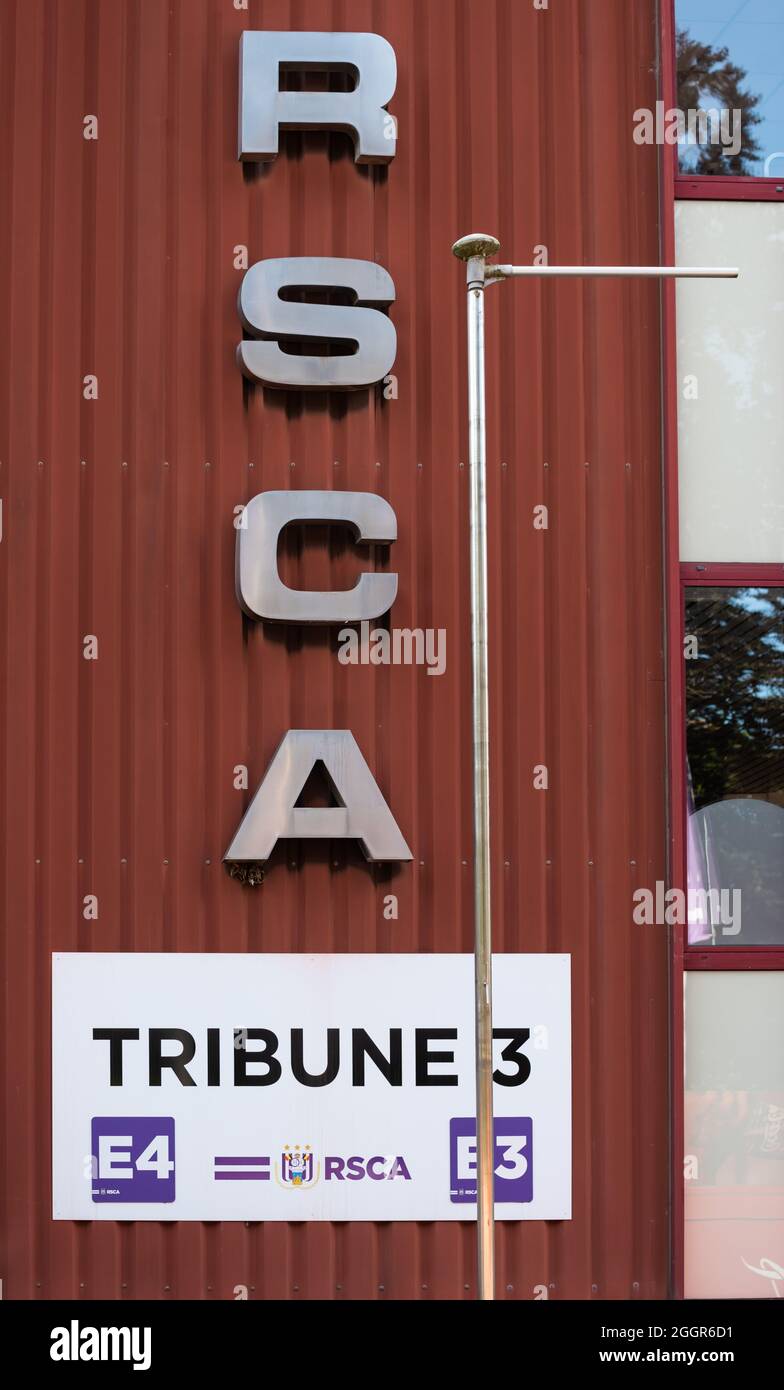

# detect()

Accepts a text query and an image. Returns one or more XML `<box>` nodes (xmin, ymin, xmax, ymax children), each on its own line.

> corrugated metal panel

<box><xmin>0</xmin><ymin>0</ymin><xmax>668</xmax><ymax>1298</ymax></box>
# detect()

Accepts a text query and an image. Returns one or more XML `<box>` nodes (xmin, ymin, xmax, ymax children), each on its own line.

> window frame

<box><xmin>680</xmin><ymin>562</ymin><xmax>784</xmax><ymax>970</ymax></box>
<box><xmin>669</xmin><ymin>0</ymin><xmax>784</xmax><ymax>202</ymax></box>
<box><xmin>663</xmin><ymin>1</ymin><xmax>784</xmax><ymax>1300</ymax></box>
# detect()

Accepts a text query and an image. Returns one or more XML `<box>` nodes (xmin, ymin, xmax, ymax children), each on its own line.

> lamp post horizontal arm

<box><xmin>488</xmin><ymin>263</ymin><xmax>738</xmax><ymax>280</ymax></box>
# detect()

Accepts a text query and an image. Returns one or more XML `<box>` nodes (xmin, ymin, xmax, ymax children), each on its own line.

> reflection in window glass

<box><xmin>685</xmin><ymin>586</ymin><xmax>784</xmax><ymax>945</ymax></box>
<box><xmin>685</xmin><ymin>972</ymin><xmax>784</xmax><ymax>1298</ymax></box>
<box><xmin>676</xmin><ymin>1</ymin><xmax>784</xmax><ymax>176</ymax></box>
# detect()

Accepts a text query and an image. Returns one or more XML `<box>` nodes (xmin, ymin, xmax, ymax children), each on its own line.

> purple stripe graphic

<box><xmin>214</xmin><ymin>1157</ymin><xmax>267</xmax><ymax>1166</ymax></box>
<box><xmin>214</xmin><ymin>1171</ymin><xmax>270</xmax><ymax>1181</ymax></box>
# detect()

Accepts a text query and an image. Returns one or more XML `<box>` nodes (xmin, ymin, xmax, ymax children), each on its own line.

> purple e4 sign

<box><xmin>449</xmin><ymin>1116</ymin><xmax>533</xmax><ymax>1204</ymax></box>
<box><xmin>91</xmin><ymin>1117</ymin><xmax>175</xmax><ymax>1203</ymax></box>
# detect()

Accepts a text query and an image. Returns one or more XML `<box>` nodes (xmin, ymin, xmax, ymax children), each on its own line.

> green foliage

<box><xmin>677</xmin><ymin>27</ymin><xmax>763</xmax><ymax>175</ymax></box>
<box><xmin>687</xmin><ymin>587</ymin><xmax>784</xmax><ymax>810</ymax></box>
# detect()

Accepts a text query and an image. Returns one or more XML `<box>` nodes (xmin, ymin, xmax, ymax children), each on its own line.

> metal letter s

<box><xmin>237</xmin><ymin>257</ymin><xmax>396</xmax><ymax>390</ymax></box>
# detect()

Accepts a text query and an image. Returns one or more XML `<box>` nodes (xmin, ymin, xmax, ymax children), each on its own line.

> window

<box><xmin>682</xmin><ymin>577</ymin><xmax>784</xmax><ymax>1295</ymax></box>
<box><xmin>685</xmin><ymin>583</ymin><xmax>784</xmax><ymax>946</ymax></box>
<box><xmin>675</xmin><ymin>200</ymin><xmax>784</xmax><ymax>561</ymax></box>
<box><xmin>684</xmin><ymin>971</ymin><xmax>784</xmax><ymax>1297</ymax></box>
<box><xmin>675</xmin><ymin>1</ymin><xmax>784</xmax><ymax>179</ymax></box>
<box><xmin>667</xmin><ymin>5</ymin><xmax>784</xmax><ymax>1302</ymax></box>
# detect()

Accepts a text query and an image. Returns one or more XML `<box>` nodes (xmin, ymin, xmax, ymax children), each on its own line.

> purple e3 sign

<box><xmin>449</xmin><ymin>1116</ymin><xmax>532</xmax><ymax>1204</ymax></box>
<box><xmin>91</xmin><ymin>1117</ymin><xmax>175</xmax><ymax>1203</ymax></box>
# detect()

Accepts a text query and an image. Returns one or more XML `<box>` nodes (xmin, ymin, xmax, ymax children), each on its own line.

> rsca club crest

<box><xmin>275</xmin><ymin>1144</ymin><xmax>319</xmax><ymax>1189</ymax></box>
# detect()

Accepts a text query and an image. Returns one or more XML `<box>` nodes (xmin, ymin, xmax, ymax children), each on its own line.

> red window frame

<box><xmin>662</xmin><ymin>0</ymin><xmax>784</xmax><ymax>1299</ymax></box>
<box><xmin>679</xmin><ymin>562</ymin><xmax>784</xmax><ymax>973</ymax></box>
<box><xmin>668</xmin><ymin>0</ymin><xmax>784</xmax><ymax>203</ymax></box>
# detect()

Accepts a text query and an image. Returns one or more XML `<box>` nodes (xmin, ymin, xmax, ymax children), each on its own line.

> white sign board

<box><xmin>53</xmin><ymin>953</ymin><xmax>571</xmax><ymax>1221</ymax></box>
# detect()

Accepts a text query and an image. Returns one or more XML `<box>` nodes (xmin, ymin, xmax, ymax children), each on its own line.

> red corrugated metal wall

<box><xmin>0</xmin><ymin>0</ymin><xmax>669</xmax><ymax>1298</ymax></box>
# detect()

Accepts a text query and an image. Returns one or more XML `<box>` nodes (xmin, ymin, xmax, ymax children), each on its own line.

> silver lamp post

<box><xmin>451</xmin><ymin>233</ymin><xmax>738</xmax><ymax>1303</ymax></box>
